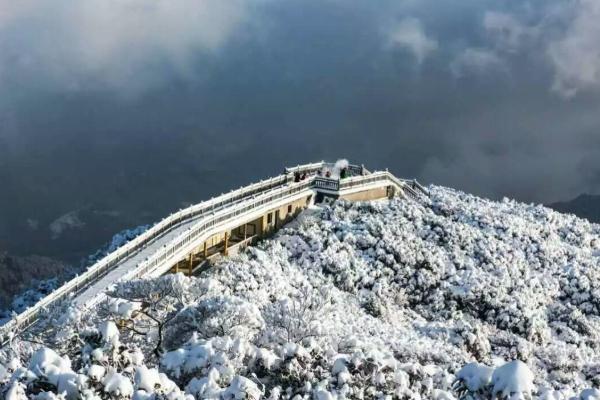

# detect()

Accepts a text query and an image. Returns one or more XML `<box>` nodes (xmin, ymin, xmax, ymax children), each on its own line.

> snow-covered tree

<box><xmin>3</xmin><ymin>185</ymin><xmax>600</xmax><ymax>398</ymax></box>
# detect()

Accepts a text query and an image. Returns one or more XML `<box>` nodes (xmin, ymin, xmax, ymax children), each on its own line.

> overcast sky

<box><xmin>1</xmin><ymin>0</ymin><xmax>600</xmax><ymax>257</ymax></box>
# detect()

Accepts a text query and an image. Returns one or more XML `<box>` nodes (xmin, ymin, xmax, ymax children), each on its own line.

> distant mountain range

<box><xmin>0</xmin><ymin>252</ymin><xmax>72</xmax><ymax>308</ymax></box>
<box><xmin>549</xmin><ymin>194</ymin><xmax>600</xmax><ymax>223</ymax></box>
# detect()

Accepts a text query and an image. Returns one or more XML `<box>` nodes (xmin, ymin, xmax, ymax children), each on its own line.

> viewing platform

<box><xmin>0</xmin><ymin>160</ymin><xmax>428</xmax><ymax>344</ymax></box>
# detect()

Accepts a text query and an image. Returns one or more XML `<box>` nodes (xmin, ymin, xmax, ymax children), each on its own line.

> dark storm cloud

<box><xmin>1</xmin><ymin>0</ymin><xmax>600</xmax><ymax>258</ymax></box>
<box><xmin>0</xmin><ymin>0</ymin><xmax>250</xmax><ymax>95</ymax></box>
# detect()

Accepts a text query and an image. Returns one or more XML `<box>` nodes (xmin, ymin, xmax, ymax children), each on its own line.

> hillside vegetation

<box><xmin>2</xmin><ymin>186</ymin><xmax>600</xmax><ymax>399</ymax></box>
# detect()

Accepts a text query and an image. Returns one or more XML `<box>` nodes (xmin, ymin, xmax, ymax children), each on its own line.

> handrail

<box><xmin>312</xmin><ymin>177</ymin><xmax>340</xmax><ymax>191</ymax></box>
<box><xmin>396</xmin><ymin>178</ymin><xmax>429</xmax><ymax>197</ymax></box>
<box><xmin>126</xmin><ymin>180</ymin><xmax>314</xmax><ymax>282</ymax></box>
<box><xmin>383</xmin><ymin>172</ymin><xmax>422</xmax><ymax>201</ymax></box>
<box><xmin>0</xmin><ymin>163</ymin><xmax>425</xmax><ymax>343</ymax></box>
<box><xmin>0</xmin><ymin>171</ymin><xmax>299</xmax><ymax>340</ymax></box>
<box><xmin>284</xmin><ymin>161</ymin><xmax>364</xmax><ymax>178</ymax></box>
<box><xmin>411</xmin><ymin>180</ymin><xmax>429</xmax><ymax>196</ymax></box>
<box><xmin>119</xmin><ymin>173</ymin><xmax>400</xmax><ymax>285</ymax></box>
<box><xmin>284</xmin><ymin>161</ymin><xmax>325</xmax><ymax>175</ymax></box>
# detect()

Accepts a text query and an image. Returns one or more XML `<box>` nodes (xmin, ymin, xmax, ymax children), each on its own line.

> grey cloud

<box><xmin>0</xmin><ymin>0</ymin><xmax>251</xmax><ymax>96</ymax></box>
<box><xmin>466</xmin><ymin>1</ymin><xmax>600</xmax><ymax>99</ymax></box>
<box><xmin>387</xmin><ymin>17</ymin><xmax>438</xmax><ymax>64</ymax></box>
<box><xmin>483</xmin><ymin>11</ymin><xmax>538</xmax><ymax>53</ymax></box>
<box><xmin>450</xmin><ymin>48</ymin><xmax>507</xmax><ymax>78</ymax></box>
<box><xmin>484</xmin><ymin>12</ymin><xmax>524</xmax><ymax>52</ymax></box>
<box><xmin>1</xmin><ymin>0</ymin><xmax>600</xmax><ymax>261</ymax></box>
<box><xmin>547</xmin><ymin>0</ymin><xmax>600</xmax><ymax>98</ymax></box>
<box><xmin>49</xmin><ymin>210</ymin><xmax>85</xmax><ymax>240</ymax></box>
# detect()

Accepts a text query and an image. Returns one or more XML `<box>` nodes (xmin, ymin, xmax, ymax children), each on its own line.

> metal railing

<box><xmin>338</xmin><ymin>171</ymin><xmax>425</xmax><ymax>202</ymax></box>
<box><xmin>411</xmin><ymin>180</ymin><xmax>429</xmax><ymax>196</ymax></box>
<box><xmin>0</xmin><ymin>162</ymin><xmax>424</xmax><ymax>343</ymax></box>
<box><xmin>348</xmin><ymin>164</ymin><xmax>364</xmax><ymax>176</ymax></box>
<box><xmin>126</xmin><ymin>179</ymin><xmax>314</xmax><ymax>281</ymax></box>
<box><xmin>398</xmin><ymin>178</ymin><xmax>429</xmax><ymax>197</ymax></box>
<box><xmin>285</xmin><ymin>161</ymin><xmax>364</xmax><ymax>179</ymax></box>
<box><xmin>284</xmin><ymin>161</ymin><xmax>326</xmax><ymax>176</ymax></box>
<box><xmin>0</xmin><ymin>170</ymin><xmax>302</xmax><ymax>341</ymax></box>
<box><xmin>312</xmin><ymin>177</ymin><xmax>340</xmax><ymax>191</ymax></box>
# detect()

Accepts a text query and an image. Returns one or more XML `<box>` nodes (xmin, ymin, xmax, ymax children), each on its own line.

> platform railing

<box><xmin>285</xmin><ymin>161</ymin><xmax>365</xmax><ymax>179</ymax></box>
<box><xmin>312</xmin><ymin>177</ymin><xmax>340</xmax><ymax>191</ymax></box>
<box><xmin>0</xmin><ymin>170</ymin><xmax>304</xmax><ymax>341</ymax></box>
<box><xmin>128</xmin><ymin>179</ymin><xmax>314</xmax><ymax>281</ymax></box>
<box><xmin>397</xmin><ymin>178</ymin><xmax>429</xmax><ymax>197</ymax></box>
<box><xmin>0</xmin><ymin>163</ymin><xmax>423</xmax><ymax>342</ymax></box>
<box><xmin>284</xmin><ymin>161</ymin><xmax>326</xmax><ymax>176</ymax></box>
<box><xmin>348</xmin><ymin>164</ymin><xmax>364</xmax><ymax>176</ymax></box>
<box><xmin>411</xmin><ymin>180</ymin><xmax>430</xmax><ymax>196</ymax></box>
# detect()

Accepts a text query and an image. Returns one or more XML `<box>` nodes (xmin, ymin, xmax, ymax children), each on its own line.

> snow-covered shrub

<box><xmin>167</xmin><ymin>295</ymin><xmax>263</xmax><ymax>347</ymax></box>
<box><xmin>222</xmin><ymin>375</ymin><xmax>262</xmax><ymax>400</ymax></box>
<box><xmin>491</xmin><ymin>360</ymin><xmax>535</xmax><ymax>399</ymax></box>
<box><xmin>261</xmin><ymin>285</ymin><xmax>332</xmax><ymax>344</ymax></box>
<box><xmin>99</xmin><ymin>321</ymin><xmax>120</xmax><ymax>345</ymax></box>
<box><xmin>10</xmin><ymin>278</ymin><xmax>61</xmax><ymax>314</ymax></box>
<box><xmin>455</xmin><ymin>362</ymin><xmax>494</xmax><ymax>394</ymax></box>
<box><xmin>104</xmin><ymin>370</ymin><xmax>134</xmax><ymax>398</ymax></box>
<box><xmin>4</xmin><ymin>184</ymin><xmax>600</xmax><ymax>399</ymax></box>
<box><xmin>5</xmin><ymin>381</ymin><xmax>27</xmax><ymax>400</ymax></box>
<box><xmin>455</xmin><ymin>360</ymin><xmax>535</xmax><ymax>399</ymax></box>
<box><xmin>580</xmin><ymin>388</ymin><xmax>600</xmax><ymax>400</ymax></box>
<box><xmin>104</xmin><ymin>273</ymin><xmax>203</xmax><ymax>357</ymax></box>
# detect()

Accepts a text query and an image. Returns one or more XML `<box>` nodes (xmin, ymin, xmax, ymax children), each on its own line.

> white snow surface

<box><xmin>75</xmin><ymin>216</ymin><xmax>203</xmax><ymax>307</ymax></box>
<box><xmin>456</xmin><ymin>362</ymin><xmax>494</xmax><ymax>392</ymax></box>
<box><xmin>99</xmin><ymin>321</ymin><xmax>120</xmax><ymax>345</ymax></box>
<box><xmin>3</xmin><ymin>185</ymin><xmax>600</xmax><ymax>399</ymax></box>
<box><xmin>491</xmin><ymin>360</ymin><xmax>535</xmax><ymax>399</ymax></box>
<box><xmin>104</xmin><ymin>370</ymin><xmax>134</xmax><ymax>397</ymax></box>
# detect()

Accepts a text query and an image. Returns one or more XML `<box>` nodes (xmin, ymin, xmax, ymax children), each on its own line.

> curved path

<box><xmin>0</xmin><ymin>162</ymin><xmax>429</xmax><ymax>344</ymax></box>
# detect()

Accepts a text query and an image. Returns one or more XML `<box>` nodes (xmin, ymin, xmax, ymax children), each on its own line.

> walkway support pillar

<box><xmin>204</xmin><ymin>242</ymin><xmax>208</xmax><ymax>258</ymax></box>
<box><xmin>224</xmin><ymin>232</ymin><xmax>229</xmax><ymax>256</ymax></box>
<box><xmin>188</xmin><ymin>253</ymin><xmax>193</xmax><ymax>277</ymax></box>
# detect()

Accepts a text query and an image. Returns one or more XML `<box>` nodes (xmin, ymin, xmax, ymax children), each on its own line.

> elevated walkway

<box><xmin>0</xmin><ymin>161</ymin><xmax>428</xmax><ymax>344</ymax></box>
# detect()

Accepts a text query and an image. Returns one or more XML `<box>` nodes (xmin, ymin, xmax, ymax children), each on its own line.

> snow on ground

<box><xmin>2</xmin><ymin>185</ymin><xmax>600</xmax><ymax>399</ymax></box>
<box><xmin>74</xmin><ymin>217</ymin><xmax>199</xmax><ymax>307</ymax></box>
<box><xmin>82</xmin><ymin>225</ymin><xmax>151</xmax><ymax>269</ymax></box>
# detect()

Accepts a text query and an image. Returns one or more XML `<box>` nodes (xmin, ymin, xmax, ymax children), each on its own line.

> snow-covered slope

<box><xmin>2</xmin><ymin>185</ymin><xmax>600</xmax><ymax>399</ymax></box>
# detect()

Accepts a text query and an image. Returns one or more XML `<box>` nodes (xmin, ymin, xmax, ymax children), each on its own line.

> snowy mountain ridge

<box><xmin>2</xmin><ymin>185</ymin><xmax>600</xmax><ymax>399</ymax></box>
